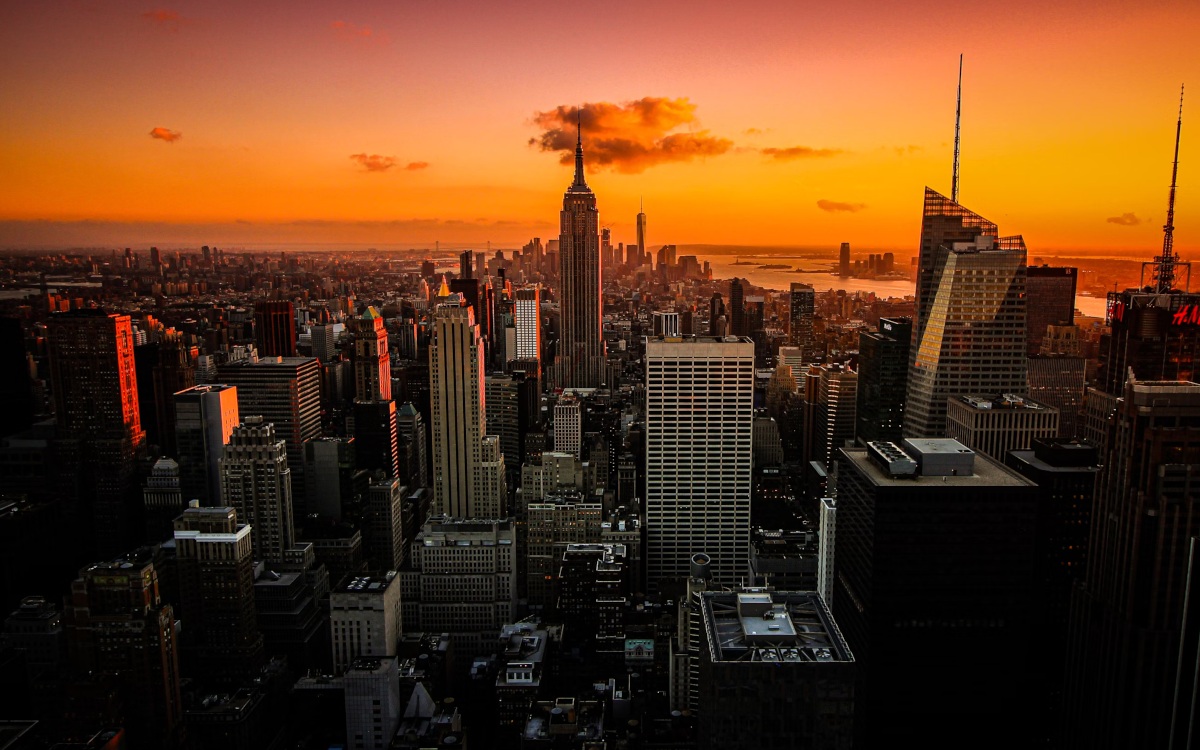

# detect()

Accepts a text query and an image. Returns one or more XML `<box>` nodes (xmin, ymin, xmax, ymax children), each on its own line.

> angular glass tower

<box><xmin>905</xmin><ymin>188</ymin><xmax>1028</xmax><ymax>437</ymax></box>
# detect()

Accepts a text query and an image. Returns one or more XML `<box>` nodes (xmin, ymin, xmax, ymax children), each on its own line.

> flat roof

<box><xmin>840</xmin><ymin>447</ymin><xmax>1033</xmax><ymax>488</ymax></box>
<box><xmin>701</xmin><ymin>590</ymin><xmax>853</xmax><ymax>664</ymax></box>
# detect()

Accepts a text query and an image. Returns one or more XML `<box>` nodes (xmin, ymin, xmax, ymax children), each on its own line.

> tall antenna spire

<box><xmin>952</xmin><ymin>54</ymin><xmax>963</xmax><ymax>203</ymax></box>
<box><xmin>572</xmin><ymin>106</ymin><xmax>588</xmax><ymax>189</ymax></box>
<box><xmin>1154</xmin><ymin>85</ymin><xmax>1185</xmax><ymax>293</ymax></box>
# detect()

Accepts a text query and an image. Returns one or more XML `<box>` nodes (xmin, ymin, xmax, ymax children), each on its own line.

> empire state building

<box><xmin>557</xmin><ymin>125</ymin><xmax>605</xmax><ymax>388</ymax></box>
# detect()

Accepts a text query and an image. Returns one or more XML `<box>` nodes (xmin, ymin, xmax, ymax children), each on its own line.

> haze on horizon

<box><xmin>2</xmin><ymin>1</ymin><xmax>1198</xmax><ymax>255</ymax></box>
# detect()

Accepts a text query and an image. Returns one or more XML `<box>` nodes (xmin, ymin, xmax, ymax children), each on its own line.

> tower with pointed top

<box><xmin>637</xmin><ymin>198</ymin><xmax>648</xmax><ymax>268</ymax></box>
<box><xmin>557</xmin><ymin>117</ymin><xmax>605</xmax><ymax>388</ymax></box>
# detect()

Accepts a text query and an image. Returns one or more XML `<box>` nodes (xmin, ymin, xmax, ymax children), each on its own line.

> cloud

<box><xmin>1107</xmin><ymin>212</ymin><xmax>1141</xmax><ymax>226</ymax></box>
<box><xmin>405</xmin><ymin>161</ymin><xmax>429</xmax><ymax>171</ymax></box>
<box><xmin>893</xmin><ymin>144</ymin><xmax>923</xmax><ymax>156</ymax></box>
<box><xmin>331</xmin><ymin>20</ymin><xmax>388</xmax><ymax>45</ymax></box>
<box><xmin>761</xmin><ymin>146</ymin><xmax>843</xmax><ymax>161</ymax></box>
<box><xmin>350</xmin><ymin>154</ymin><xmax>398</xmax><ymax>172</ymax></box>
<box><xmin>142</xmin><ymin>9</ymin><xmax>192</xmax><ymax>31</ymax></box>
<box><xmin>744</xmin><ymin>127</ymin><xmax>769</xmax><ymax>136</ymax></box>
<box><xmin>529</xmin><ymin>97</ymin><xmax>733</xmax><ymax>173</ymax></box>
<box><xmin>817</xmin><ymin>199</ymin><xmax>866</xmax><ymax>213</ymax></box>
<box><xmin>149</xmin><ymin>127</ymin><xmax>181</xmax><ymax>143</ymax></box>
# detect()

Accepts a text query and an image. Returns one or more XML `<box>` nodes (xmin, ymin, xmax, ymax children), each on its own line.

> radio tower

<box><xmin>951</xmin><ymin>54</ymin><xmax>963</xmax><ymax>203</ymax></box>
<box><xmin>1153</xmin><ymin>85</ymin><xmax>1185</xmax><ymax>293</ymax></box>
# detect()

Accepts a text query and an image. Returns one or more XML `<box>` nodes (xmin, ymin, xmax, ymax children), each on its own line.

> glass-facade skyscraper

<box><xmin>905</xmin><ymin>188</ymin><xmax>1028</xmax><ymax>437</ymax></box>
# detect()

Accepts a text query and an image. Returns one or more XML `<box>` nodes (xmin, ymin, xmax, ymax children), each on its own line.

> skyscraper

<box><xmin>645</xmin><ymin>336</ymin><xmax>754</xmax><ymax>589</ymax></box>
<box><xmin>813</xmin><ymin>363</ymin><xmax>858</xmax><ymax>466</ymax></box>
<box><xmin>47</xmin><ymin>310</ymin><xmax>146</xmax><ymax>555</ymax></box>
<box><xmin>905</xmin><ymin>190</ymin><xmax>1028</xmax><ymax>437</ymax></box>
<box><xmin>839</xmin><ymin>242</ymin><xmax>851</xmax><ymax>276</ymax></box>
<box><xmin>430</xmin><ymin>303</ymin><xmax>506</xmax><ymax>518</ymax></box>
<box><xmin>729</xmin><ymin>278</ymin><xmax>746</xmax><ymax>337</ymax></box>
<box><xmin>834</xmin><ymin>439</ymin><xmax>1037</xmax><ymax>746</ymax></box>
<box><xmin>174</xmin><ymin>384</ymin><xmax>240</xmax><ymax>507</ymax></box>
<box><xmin>217</xmin><ymin>356</ymin><xmax>321</xmax><ymax>505</ymax></box>
<box><xmin>636</xmin><ymin>199</ymin><xmax>647</xmax><ymax>267</ymax></box>
<box><xmin>557</xmin><ymin>124</ymin><xmax>604</xmax><ymax>388</ymax></box>
<box><xmin>708</xmin><ymin>293</ymin><xmax>726</xmax><ymax>336</ymax></box>
<box><xmin>64</xmin><ymin>548</ymin><xmax>183</xmax><ymax>748</ymax></box>
<box><xmin>220</xmin><ymin>416</ymin><xmax>296</xmax><ymax>566</ymax></box>
<box><xmin>352</xmin><ymin>306</ymin><xmax>391</xmax><ymax>402</ymax></box>
<box><xmin>1063</xmin><ymin>379</ymin><xmax>1200</xmax><ymax>749</ymax></box>
<box><xmin>1025</xmin><ymin>265</ymin><xmax>1077</xmax><ymax>354</ymax></box>
<box><xmin>513</xmin><ymin>286</ymin><xmax>542</xmax><ymax>364</ymax></box>
<box><xmin>788</xmin><ymin>282</ymin><xmax>815</xmax><ymax>358</ymax></box>
<box><xmin>173</xmin><ymin>504</ymin><xmax>264</xmax><ymax>683</ymax></box>
<box><xmin>856</xmin><ymin>317</ymin><xmax>911</xmax><ymax>444</ymax></box>
<box><xmin>254</xmin><ymin>300</ymin><xmax>297</xmax><ymax>358</ymax></box>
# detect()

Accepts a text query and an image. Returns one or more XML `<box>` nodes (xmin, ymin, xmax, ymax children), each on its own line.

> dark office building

<box><xmin>1097</xmin><ymin>289</ymin><xmax>1200</xmax><ymax>394</ymax></box>
<box><xmin>697</xmin><ymin>590</ymin><xmax>855</xmax><ymax>750</ymax></box>
<box><xmin>1028</xmin><ymin>353</ymin><xmax>1087</xmax><ymax>439</ymax></box>
<box><xmin>729</xmin><ymin>278</ymin><xmax>746</xmax><ymax>337</ymax></box>
<box><xmin>47</xmin><ymin>311</ymin><xmax>146</xmax><ymax>557</ymax></box>
<box><xmin>1026</xmin><ymin>265</ymin><xmax>1077</xmax><ymax>354</ymax></box>
<box><xmin>834</xmin><ymin>438</ymin><xmax>1037</xmax><ymax>748</ymax></box>
<box><xmin>855</xmin><ymin>317</ymin><xmax>911</xmax><ymax>445</ymax></box>
<box><xmin>253</xmin><ymin>300</ymin><xmax>297</xmax><ymax>358</ymax></box>
<box><xmin>1006</xmin><ymin>439</ymin><xmax>1099</xmax><ymax>746</ymax></box>
<box><xmin>353</xmin><ymin>399</ymin><xmax>400</xmax><ymax>480</ymax></box>
<box><xmin>0</xmin><ymin>318</ymin><xmax>35</xmax><ymax>439</ymax></box>
<box><xmin>1063</xmin><ymin>379</ymin><xmax>1200</xmax><ymax>750</ymax></box>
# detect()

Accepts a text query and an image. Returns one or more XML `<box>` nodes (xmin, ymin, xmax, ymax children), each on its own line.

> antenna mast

<box><xmin>1154</xmin><ymin>85</ymin><xmax>1186</xmax><ymax>293</ymax></box>
<box><xmin>952</xmin><ymin>54</ymin><xmax>963</xmax><ymax>203</ymax></box>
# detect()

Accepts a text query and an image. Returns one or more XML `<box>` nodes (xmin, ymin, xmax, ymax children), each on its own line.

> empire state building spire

<box><xmin>571</xmin><ymin>110</ymin><xmax>589</xmax><ymax>190</ymax></box>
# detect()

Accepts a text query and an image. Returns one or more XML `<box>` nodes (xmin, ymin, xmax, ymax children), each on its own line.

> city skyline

<box><xmin>1</xmin><ymin>2</ymin><xmax>1198</xmax><ymax>253</ymax></box>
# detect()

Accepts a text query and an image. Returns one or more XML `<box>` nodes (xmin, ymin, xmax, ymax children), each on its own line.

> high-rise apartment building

<box><xmin>174</xmin><ymin>384</ymin><xmax>240</xmax><ymax>507</ymax></box>
<box><xmin>1063</xmin><ymin>380</ymin><xmax>1200</xmax><ymax>749</ymax></box>
<box><xmin>789</xmin><ymin>283</ymin><xmax>816</xmax><ymax>357</ymax></box>
<box><xmin>906</xmin><ymin>190</ymin><xmax>1028</xmax><ymax>437</ymax></box>
<box><xmin>217</xmin><ymin>357</ymin><xmax>321</xmax><ymax>503</ymax></box>
<box><xmin>220</xmin><ymin>416</ymin><xmax>295</xmax><ymax>566</ymax></box>
<box><xmin>430</xmin><ymin>303</ymin><xmax>506</xmax><ymax>518</ymax></box>
<box><xmin>352</xmin><ymin>307</ymin><xmax>391</xmax><ymax>402</ymax></box>
<box><xmin>557</xmin><ymin>127</ymin><xmax>604</xmax><ymax>388</ymax></box>
<box><xmin>1026</xmin><ymin>265</ymin><xmax>1077</xmax><ymax>354</ymax></box>
<box><xmin>47</xmin><ymin>310</ymin><xmax>146</xmax><ymax>556</ymax></box>
<box><xmin>173</xmin><ymin>504</ymin><xmax>264</xmax><ymax>683</ymax></box>
<box><xmin>331</xmin><ymin>573</ymin><xmax>402</xmax><ymax>675</ymax></box>
<box><xmin>856</xmin><ymin>317</ymin><xmax>911</xmax><ymax>444</ymax></box>
<box><xmin>834</xmin><ymin>439</ymin><xmax>1036</xmax><ymax>746</ymax></box>
<box><xmin>645</xmin><ymin>336</ymin><xmax>754</xmax><ymax>589</ymax></box>
<box><xmin>253</xmin><ymin>300</ymin><xmax>297</xmax><ymax>358</ymax></box>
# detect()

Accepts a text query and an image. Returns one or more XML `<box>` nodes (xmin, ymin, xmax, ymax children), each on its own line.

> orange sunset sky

<box><xmin>2</xmin><ymin>0</ymin><xmax>1199</xmax><ymax>254</ymax></box>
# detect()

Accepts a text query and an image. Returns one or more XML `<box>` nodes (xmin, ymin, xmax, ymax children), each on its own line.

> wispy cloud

<box><xmin>149</xmin><ymin>127</ymin><xmax>181</xmax><ymax>143</ymax></box>
<box><xmin>743</xmin><ymin>127</ymin><xmax>769</xmax><ymax>136</ymax></box>
<box><xmin>817</xmin><ymin>199</ymin><xmax>866</xmax><ymax>213</ymax></box>
<box><xmin>331</xmin><ymin>20</ymin><xmax>388</xmax><ymax>46</ymax></box>
<box><xmin>404</xmin><ymin>161</ymin><xmax>429</xmax><ymax>171</ymax></box>
<box><xmin>1106</xmin><ymin>212</ymin><xmax>1141</xmax><ymax>226</ymax></box>
<box><xmin>530</xmin><ymin>97</ymin><xmax>733</xmax><ymax>173</ymax></box>
<box><xmin>350</xmin><ymin>153</ymin><xmax>398</xmax><ymax>172</ymax></box>
<box><xmin>761</xmin><ymin>146</ymin><xmax>843</xmax><ymax>161</ymax></box>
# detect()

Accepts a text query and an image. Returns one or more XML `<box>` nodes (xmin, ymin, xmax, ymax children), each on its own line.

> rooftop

<box><xmin>842</xmin><ymin>443</ymin><xmax>1033</xmax><ymax>488</ymax></box>
<box><xmin>701</xmin><ymin>591</ymin><xmax>853</xmax><ymax>664</ymax></box>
